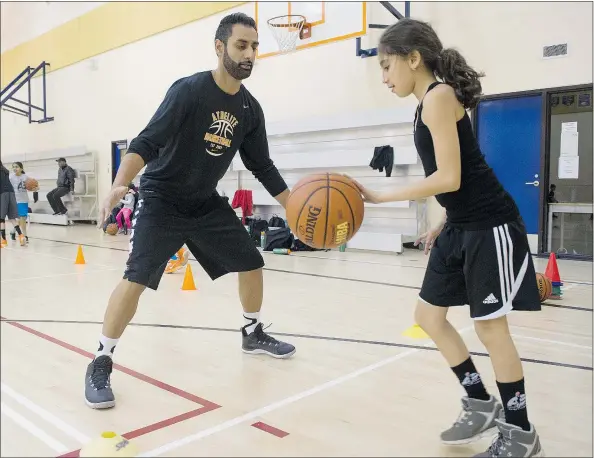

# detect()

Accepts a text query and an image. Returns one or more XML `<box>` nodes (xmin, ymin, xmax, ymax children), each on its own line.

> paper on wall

<box><xmin>558</xmin><ymin>156</ymin><xmax>579</xmax><ymax>179</ymax></box>
<box><xmin>560</xmin><ymin>131</ymin><xmax>579</xmax><ymax>157</ymax></box>
<box><xmin>561</xmin><ymin>121</ymin><xmax>578</xmax><ymax>132</ymax></box>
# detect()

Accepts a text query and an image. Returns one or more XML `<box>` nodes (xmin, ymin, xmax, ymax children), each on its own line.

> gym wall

<box><xmin>1</xmin><ymin>2</ymin><xmax>592</xmax><ymax>216</ymax></box>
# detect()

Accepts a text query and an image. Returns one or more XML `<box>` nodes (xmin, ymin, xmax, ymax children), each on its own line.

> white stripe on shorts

<box><xmin>477</xmin><ymin>224</ymin><xmax>529</xmax><ymax>321</ymax></box>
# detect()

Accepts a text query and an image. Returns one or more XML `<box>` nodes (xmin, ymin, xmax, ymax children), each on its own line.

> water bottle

<box><xmin>273</xmin><ymin>248</ymin><xmax>291</xmax><ymax>255</ymax></box>
<box><xmin>260</xmin><ymin>231</ymin><xmax>267</xmax><ymax>248</ymax></box>
<box><xmin>339</xmin><ymin>244</ymin><xmax>347</xmax><ymax>252</ymax></box>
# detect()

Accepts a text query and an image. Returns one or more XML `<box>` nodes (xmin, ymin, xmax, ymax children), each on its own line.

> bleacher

<box><xmin>132</xmin><ymin>105</ymin><xmax>428</xmax><ymax>253</ymax></box>
<box><xmin>2</xmin><ymin>146</ymin><xmax>98</xmax><ymax>226</ymax></box>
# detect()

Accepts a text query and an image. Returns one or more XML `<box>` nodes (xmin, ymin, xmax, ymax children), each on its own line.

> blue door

<box><xmin>475</xmin><ymin>95</ymin><xmax>543</xmax><ymax>234</ymax></box>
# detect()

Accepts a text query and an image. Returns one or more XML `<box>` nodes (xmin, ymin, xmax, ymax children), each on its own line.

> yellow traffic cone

<box><xmin>181</xmin><ymin>264</ymin><xmax>197</xmax><ymax>290</ymax></box>
<box><xmin>402</xmin><ymin>323</ymin><xmax>429</xmax><ymax>339</ymax></box>
<box><xmin>74</xmin><ymin>245</ymin><xmax>86</xmax><ymax>265</ymax></box>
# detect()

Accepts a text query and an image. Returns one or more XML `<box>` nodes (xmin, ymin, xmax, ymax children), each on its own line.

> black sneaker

<box><xmin>85</xmin><ymin>355</ymin><xmax>115</xmax><ymax>409</ymax></box>
<box><xmin>242</xmin><ymin>323</ymin><xmax>296</xmax><ymax>359</ymax></box>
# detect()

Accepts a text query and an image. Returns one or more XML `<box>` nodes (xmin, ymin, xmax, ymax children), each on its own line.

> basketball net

<box><xmin>267</xmin><ymin>14</ymin><xmax>306</xmax><ymax>53</ymax></box>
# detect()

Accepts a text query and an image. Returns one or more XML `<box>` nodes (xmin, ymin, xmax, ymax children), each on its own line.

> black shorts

<box><xmin>419</xmin><ymin>218</ymin><xmax>541</xmax><ymax>320</ymax></box>
<box><xmin>123</xmin><ymin>192</ymin><xmax>264</xmax><ymax>290</ymax></box>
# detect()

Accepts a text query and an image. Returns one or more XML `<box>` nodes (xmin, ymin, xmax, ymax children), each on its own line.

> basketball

<box><xmin>105</xmin><ymin>223</ymin><xmax>118</xmax><ymax>236</ymax></box>
<box><xmin>286</xmin><ymin>173</ymin><xmax>364</xmax><ymax>249</ymax></box>
<box><xmin>25</xmin><ymin>177</ymin><xmax>38</xmax><ymax>191</ymax></box>
<box><xmin>536</xmin><ymin>272</ymin><xmax>552</xmax><ymax>302</ymax></box>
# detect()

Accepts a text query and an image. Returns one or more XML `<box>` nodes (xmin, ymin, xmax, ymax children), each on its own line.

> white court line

<box><xmin>1</xmin><ymin>402</ymin><xmax>69</xmax><ymax>453</ymax></box>
<box><xmin>3</xmin><ymin>246</ymin><xmax>116</xmax><ymax>269</ymax></box>
<box><xmin>141</xmin><ymin>326</ymin><xmax>474</xmax><ymax>457</ymax></box>
<box><xmin>511</xmin><ymin>325</ymin><xmax>594</xmax><ymax>342</ymax></box>
<box><xmin>562</xmin><ymin>280</ymin><xmax>593</xmax><ymax>286</ymax></box>
<box><xmin>1</xmin><ymin>268</ymin><xmax>120</xmax><ymax>283</ymax></box>
<box><xmin>1</xmin><ymin>383</ymin><xmax>90</xmax><ymax>444</ymax></box>
<box><xmin>512</xmin><ymin>334</ymin><xmax>593</xmax><ymax>351</ymax></box>
<box><xmin>559</xmin><ymin>283</ymin><xmax>580</xmax><ymax>292</ymax></box>
<box><xmin>262</xmin><ymin>251</ymin><xmax>427</xmax><ymax>269</ymax></box>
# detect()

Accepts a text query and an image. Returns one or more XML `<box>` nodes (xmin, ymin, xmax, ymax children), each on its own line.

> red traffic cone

<box><xmin>544</xmin><ymin>252</ymin><xmax>562</xmax><ymax>285</ymax></box>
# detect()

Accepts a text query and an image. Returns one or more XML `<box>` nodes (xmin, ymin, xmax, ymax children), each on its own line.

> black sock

<box><xmin>451</xmin><ymin>357</ymin><xmax>490</xmax><ymax>401</ymax></box>
<box><xmin>1</xmin><ymin>229</ymin><xmax>5</xmax><ymax>240</ymax></box>
<box><xmin>497</xmin><ymin>379</ymin><xmax>530</xmax><ymax>431</ymax></box>
<box><xmin>14</xmin><ymin>226</ymin><xmax>22</xmax><ymax>235</ymax></box>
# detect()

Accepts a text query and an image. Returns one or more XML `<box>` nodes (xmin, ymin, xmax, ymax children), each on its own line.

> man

<box><xmin>47</xmin><ymin>157</ymin><xmax>75</xmax><ymax>215</ymax></box>
<box><xmin>85</xmin><ymin>12</ymin><xmax>296</xmax><ymax>410</ymax></box>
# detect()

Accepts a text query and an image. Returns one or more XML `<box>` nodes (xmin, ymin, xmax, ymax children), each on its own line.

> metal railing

<box><xmin>1</xmin><ymin>61</ymin><xmax>54</xmax><ymax>124</ymax></box>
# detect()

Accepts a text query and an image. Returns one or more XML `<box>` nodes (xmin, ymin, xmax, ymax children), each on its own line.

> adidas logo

<box><xmin>483</xmin><ymin>293</ymin><xmax>499</xmax><ymax>304</ymax></box>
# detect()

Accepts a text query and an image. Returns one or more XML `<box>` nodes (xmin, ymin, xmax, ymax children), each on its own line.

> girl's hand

<box><xmin>343</xmin><ymin>175</ymin><xmax>385</xmax><ymax>204</ymax></box>
<box><xmin>414</xmin><ymin>224</ymin><xmax>444</xmax><ymax>255</ymax></box>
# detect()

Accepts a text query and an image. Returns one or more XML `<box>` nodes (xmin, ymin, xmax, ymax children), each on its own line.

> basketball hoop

<box><xmin>267</xmin><ymin>14</ymin><xmax>309</xmax><ymax>53</ymax></box>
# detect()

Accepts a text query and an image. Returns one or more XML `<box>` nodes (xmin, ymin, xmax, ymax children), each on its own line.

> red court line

<box><xmin>252</xmin><ymin>421</ymin><xmax>290</xmax><ymax>438</ymax></box>
<box><xmin>1</xmin><ymin>317</ymin><xmax>219</xmax><ymax>409</ymax></box>
<box><xmin>57</xmin><ymin>406</ymin><xmax>218</xmax><ymax>458</ymax></box>
<box><xmin>2</xmin><ymin>317</ymin><xmax>291</xmax><ymax>454</ymax></box>
<box><xmin>1</xmin><ymin>317</ymin><xmax>223</xmax><ymax>457</ymax></box>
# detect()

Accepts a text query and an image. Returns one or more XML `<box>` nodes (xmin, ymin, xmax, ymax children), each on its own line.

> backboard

<box><xmin>255</xmin><ymin>2</ymin><xmax>367</xmax><ymax>58</ymax></box>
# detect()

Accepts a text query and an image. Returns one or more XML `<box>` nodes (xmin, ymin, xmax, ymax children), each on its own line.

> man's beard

<box><xmin>223</xmin><ymin>47</ymin><xmax>253</xmax><ymax>80</ymax></box>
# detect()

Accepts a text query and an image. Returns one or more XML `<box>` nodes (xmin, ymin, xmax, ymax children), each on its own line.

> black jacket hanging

<box><xmin>369</xmin><ymin>145</ymin><xmax>394</xmax><ymax>177</ymax></box>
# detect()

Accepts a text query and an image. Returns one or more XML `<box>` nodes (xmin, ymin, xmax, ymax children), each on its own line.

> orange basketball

<box><xmin>536</xmin><ymin>272</ymin><xmax>552</xmax><ymax>302</ymax></box>
<box><xmin>286</xmin><ymin>173</ymin><xmax>364</xmax><ymax>249</ymax></box>
<box><xmin>25</xmin><ymin>177</ymin><xmax>38</xmax><ymax>191</ymax></box>
<box><xmin>105</xmin><ymin>223</ymin><xmax>118</xmax><ymax>236</ymax></box>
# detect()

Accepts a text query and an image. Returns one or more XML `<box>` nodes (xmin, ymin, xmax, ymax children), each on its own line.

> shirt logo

<box><xmin>204</xmin><ymin>111</ymin><xmax>238</xmax><ymax>157</ymax></box>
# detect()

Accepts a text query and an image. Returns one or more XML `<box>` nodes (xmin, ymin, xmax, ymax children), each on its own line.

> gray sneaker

<box><xmin>85</xmin><ymin>355</ymin><xmax>116</xmax><ymax>409</ymax></box>
<box><xmin>441</xmin><ymin>396</ymin><xmax>502</xmax><ymax>445</ymax></box>
<box><xmin>474</xmin><ymin>418</ymin><xmax>544</xmax><ymax>457</ymax></box>
<box><xmin>242</xmin><ymin>323</ymin><xmax>296</xmax><ymax>359</ymax></box>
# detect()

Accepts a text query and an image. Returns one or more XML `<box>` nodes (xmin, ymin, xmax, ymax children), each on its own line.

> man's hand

<box><xmin>97</xmin><ymin>152</ymin><xmax>145</xmax><ymax>228</ymax></box>
<box><xmin>97</xmin><ymin>186</ymin><xmax>129</xmax><ymax>228</ymax></box>
<box><xmin>274</xmin><ymin>188</ymin><xmax>290</xmax><ymax>209</ymax></box>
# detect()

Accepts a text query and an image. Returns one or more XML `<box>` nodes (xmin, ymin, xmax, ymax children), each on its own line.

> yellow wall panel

<box><xmin>1</xmin><ymin>1</ymin><xmax>245</xmax><ymax>86</ymax></box>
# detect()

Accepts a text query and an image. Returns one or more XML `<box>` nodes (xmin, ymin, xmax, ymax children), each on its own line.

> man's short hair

<box><xmin>215</xmin><ymin>12</ymin><xmax>257</xmax><ymax>44</ymax></box>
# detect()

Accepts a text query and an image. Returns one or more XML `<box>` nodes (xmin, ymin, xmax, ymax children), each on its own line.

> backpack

<box><xmin>292</xmin><ymin>238</ymin><xmax>328</xmax><ymax>252</ymax></box>
<box><xmin>268</xmin><ymin>215</ymin><xmax>285</xmax><ymax>228</ymax></box>
<box><xmin>263</xmin><ymin>227</ymin><xmax>294</xmax><ymax>251</ymax></box>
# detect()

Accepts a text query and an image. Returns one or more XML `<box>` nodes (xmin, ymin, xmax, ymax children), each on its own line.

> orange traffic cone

<box><xmin>75</xmin><ymin>245</ymin><xmax>86</xmax><ymax>265</ymax></box>
<box><xmin>181</xmin><ymin>264</ymin><xmax>197</xmax><ymax>290</ymax></box>
<box><xmin>544</xmin><ymin>252</ymin><xmax>562</xmax><ymax>299</ymax></box>
<box><xmin>544</xmin><ymin>252</ymin><xmax>562</xmax><ymax>283</ymax></box>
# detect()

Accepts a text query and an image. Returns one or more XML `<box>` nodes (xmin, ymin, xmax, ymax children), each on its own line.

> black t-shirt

<box><xmin>129</xmin><ymin>71</ymin><xmax>287</xmax><ymax>206</ymax></box>
<box><xmin>414</xmin><ymin>82</ymin><xmax>519</xmax><ymax>229</ymax></box>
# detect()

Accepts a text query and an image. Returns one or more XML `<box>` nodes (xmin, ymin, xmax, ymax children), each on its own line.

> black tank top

<box><xmin>414</xmin><ymin>82</ymin><xmax>519</xmax><ymax>229</ymax></box>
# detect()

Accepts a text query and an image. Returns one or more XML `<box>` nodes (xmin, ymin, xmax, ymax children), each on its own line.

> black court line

<box><xmin>26</xmin><ymin>237</ymin><xmax>594</xmax><ymax>312</ymax></box>
<box><xmin>1</xmin><ymin>318</ymin><xmax>592</xmax><ymax>372</ymax></box>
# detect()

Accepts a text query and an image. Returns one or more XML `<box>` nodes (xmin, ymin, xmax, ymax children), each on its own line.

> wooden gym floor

<box><xmin>1</xmin><ymin>224</ymin><xmax>592</xmax><ymax>457</ymax></box>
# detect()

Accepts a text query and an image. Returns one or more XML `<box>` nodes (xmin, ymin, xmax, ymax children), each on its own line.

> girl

<box><xmin>353</xmin><ymin>19</ymin><xmax>543</xmax><ymax>457</ymax></box>
<box><xmin>116</xmin><ymin>187</ymin><xmax>136</xmax><ymax>234</ymax></box>
<box><xmin>9</xmin><ymin>162</ymin><xmax>36</xmax><ymax>243</ymax></box>
<box><xmin>0</xmin><ymin>161</ymin><xmax>25</xmax><ymax>247</ymax></box>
